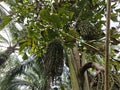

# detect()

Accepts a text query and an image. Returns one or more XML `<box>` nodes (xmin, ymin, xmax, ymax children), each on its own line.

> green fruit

<box><xmin>44</xmin><ymin>39</ymin><xmax>64</xmax><ymax>79</ymax></box>
<box><xmin>76</xmin><ymin>20</ymin><xmax>103</xmax><ymax>40</ymax></box>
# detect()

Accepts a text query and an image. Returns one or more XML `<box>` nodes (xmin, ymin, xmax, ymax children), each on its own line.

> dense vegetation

<box><xmin>0</xmin><ymin>0</ymin><xmax>120</xmax><ymax>90</ymax></box>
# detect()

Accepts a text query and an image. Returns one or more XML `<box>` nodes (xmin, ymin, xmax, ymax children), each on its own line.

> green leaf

<box><xmin>47</xmin><ymin>29</ymin><xmax>59</xmax><ymax>40</ymax></box>
<box><xmin>111</xmin><ymin>13</ymin><xmax>118</xmax><ymax>22</ymax></box>
<box><xmin>58</xmin><ymin>7</ymin><xmax>66</xmax><ymax>15</ymax></box>
<box><xmin>64</xmin><ymin>36</ymin><xmax>76</xmax><ymax>48</ymax></box>
<box><xmin>68</xmin><ymin>29</ymin><xmax>79</xmax><ymax>38</ymax></box>
<box><xmin>40</xmin><ymin>30</ymin><xmax>48</xmax><ymax>41</ymax></box>
<box><xmin>0</xmin><ymin>15</ymin><xmax>12</xmax><ymax>30</ymax></box>
<box><xmin>40</xmin><ymin>8</ymin><xmax>51</xmax><ymax>22</ymax></box>
<box><xmin>0</xmin><ymin>34</ymin><xmax>9</xmax><ymax>44</ymax></box>
<box><xmin>51</xmin><ymin>14</ymin><xmax>62</xmax><ymax>27</ymax></box>
<box><xmin>69</xmin><ymin>12</ymin><xmax>74</xmax><ymax>20</ymax></box>
<box><xmin>112</xmin><ymin>34</ymin><xmax>120</xmax><ymax>38</ymax></box>
<box><xmin>61</xmin><ymin>84</ymin><xmax>65</xmax><ymax>90</ymax></box>
<box><xmin>61</xmin><ymin>14</ymin><xmax>68</xmax><ymax>26</ymax></box>
<box><xmin>19</xmin><ymin>39</ymin><xmax>31</xmax><ymax>54</ymax></box>
<box><xmin>22</xmin><ymin>52</ymin><xmax>28</xmax><ymax>60</ymax></box>
<box><xmin>115</xmin><ymin>8</ymin><xmax>120</xmax><ymax>12</ymax></box>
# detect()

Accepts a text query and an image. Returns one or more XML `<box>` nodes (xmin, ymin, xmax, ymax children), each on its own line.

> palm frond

<box><xmin>7</xmin><ymin>56</ymin><xmax>36</xmax><ymax>76</ymax></box>
<box><xmin>0</xmin><ymin>44</ymin><xmax>7</xmax><ymax>48</ymax></box>
<box><xmin>0</xmin><ymin>74</ymin><xmax>14</xmax><ymax>90</ymax></box>
<box><xmin>8</xmin><ymin>79</ymin><xmax>35</xmax><ymax>90</ymax></box>
<box><xmin>8</xmin><ymin>22</ymin><xmax>22</xmax><ymax>41</ymax></box>
<box><xmin>0</xmin><ymin>44</ymin><xmax>17</xmax><ymax>66</ymax></box>
<box><xmin>22</xmin><ymin>71</ymin><xmax>39</xmax><ymax>84</ymax></box>
<box><xmin>0</xmin><ymin>55</ymin><xmax>45</xmax><ymax>89</ymax></box>
<box><xmin>0</xmin><ymin>15</ymin><xmax>12</xmax><ymax>30</ymax></box>
<box><xmin>32</xmin><ymin>57</ymin><xmax>44</xmax><ymax>77</ymax></box>
<box><xmin>0</xmin><ymin>34</ymin><xmax>10</xmax><ymax>45</ymax></box>
<box><xmin>0</xmin><ymin>2</ymin><xmax>11</xmax><ymax>15</ymax></box>
<box><xmin>4</xmin><ymin>28</ymin><xmax>12</xmax><ymax>46</ymax></box>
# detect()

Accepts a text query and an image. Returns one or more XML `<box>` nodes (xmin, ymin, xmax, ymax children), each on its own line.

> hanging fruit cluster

<box><xmin>76</xmin><ymin>20</ymin><xmax>103</xmax><ymax>40</ymax></box>
<box><xmin>44</xmin><ymin>39</ymin><xmax>64</xmax><ymax>79</ymax></box>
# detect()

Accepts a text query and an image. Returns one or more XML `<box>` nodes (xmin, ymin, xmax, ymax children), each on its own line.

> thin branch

<box><xmin>82</xmin><ymin>42</ymin><xmax>104</xmax><ymax>56</ymax></box>
<box><xmin>104</xmin><ymin>0</ymin><xmax>111</xmax><ymax>90</ymax></box>
<box><xmin>60</xmin><ymin>31</ymin><xmax>104</xmax><ymax>55</ymax></box>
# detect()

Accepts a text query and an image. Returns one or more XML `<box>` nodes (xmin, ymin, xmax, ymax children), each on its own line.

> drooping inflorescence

<box><xmin>76</xmin><ymin>20</ymin><xmax>103</xmax><ymax>40</ymax></box>
<box><xmin>44</xmin><ymin>39</ymin><xmax>64</xmax><ymax>79</ymax></box>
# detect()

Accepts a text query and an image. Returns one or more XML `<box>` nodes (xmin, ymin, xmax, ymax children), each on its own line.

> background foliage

<box><xmin>0</xmin><ymin>0</ymin><xmax>120</xmax><ymax>90</ymax></box>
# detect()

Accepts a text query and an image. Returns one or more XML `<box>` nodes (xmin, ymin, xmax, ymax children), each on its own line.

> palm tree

<box><xmin>0</xmin><ymin>1</ymin><xmax>24</xmax><ymax>66</ymax></box>
<box><xmin>0</xmin><ymin>55</ymin><xmax>46</xmax><ymax>90</ymax></box>
<box><xmin>0</xmin><ymin>40</ymin><xmax>71</xmax><ymax>90</ymax></box>
<box><xmin>1</xmin><ymin>0</ymin><xmax>120</xmax><ymax>90</ymax></box>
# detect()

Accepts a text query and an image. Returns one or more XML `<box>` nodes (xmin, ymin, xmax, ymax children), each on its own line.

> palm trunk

<box><xmin>81</xmin><ymin>49</ymin><xmax>90</xmax><ymax>90</ymax></box>
<box><xmin>71</xmin><ymin>45</ymin><xmax>90</xmax><ymax>90</ymax></box>
<box><xmin>68</xmin><ymin>54</ymin><xmax>81</xmax><ymax>90</ymax></box>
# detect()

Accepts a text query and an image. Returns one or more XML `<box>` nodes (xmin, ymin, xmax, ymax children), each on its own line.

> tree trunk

<box><xmin>70</xmin><ymin>45</ymin><xmax>90</xmax><ymax>90</ymax></box>
<box><xmin>104</xmin><ymin>0</ymin><xmax>111</xmax><ymax>90</ymax></box>
<box><xmin>68</xmin><ymin>54</ymin><xmax>81</xmax><ymax>90</ymax></box>
<box><xmin>81</xmin><ymin>49</ymin><xmax>90</xmax><ymax>90</ymax></box>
